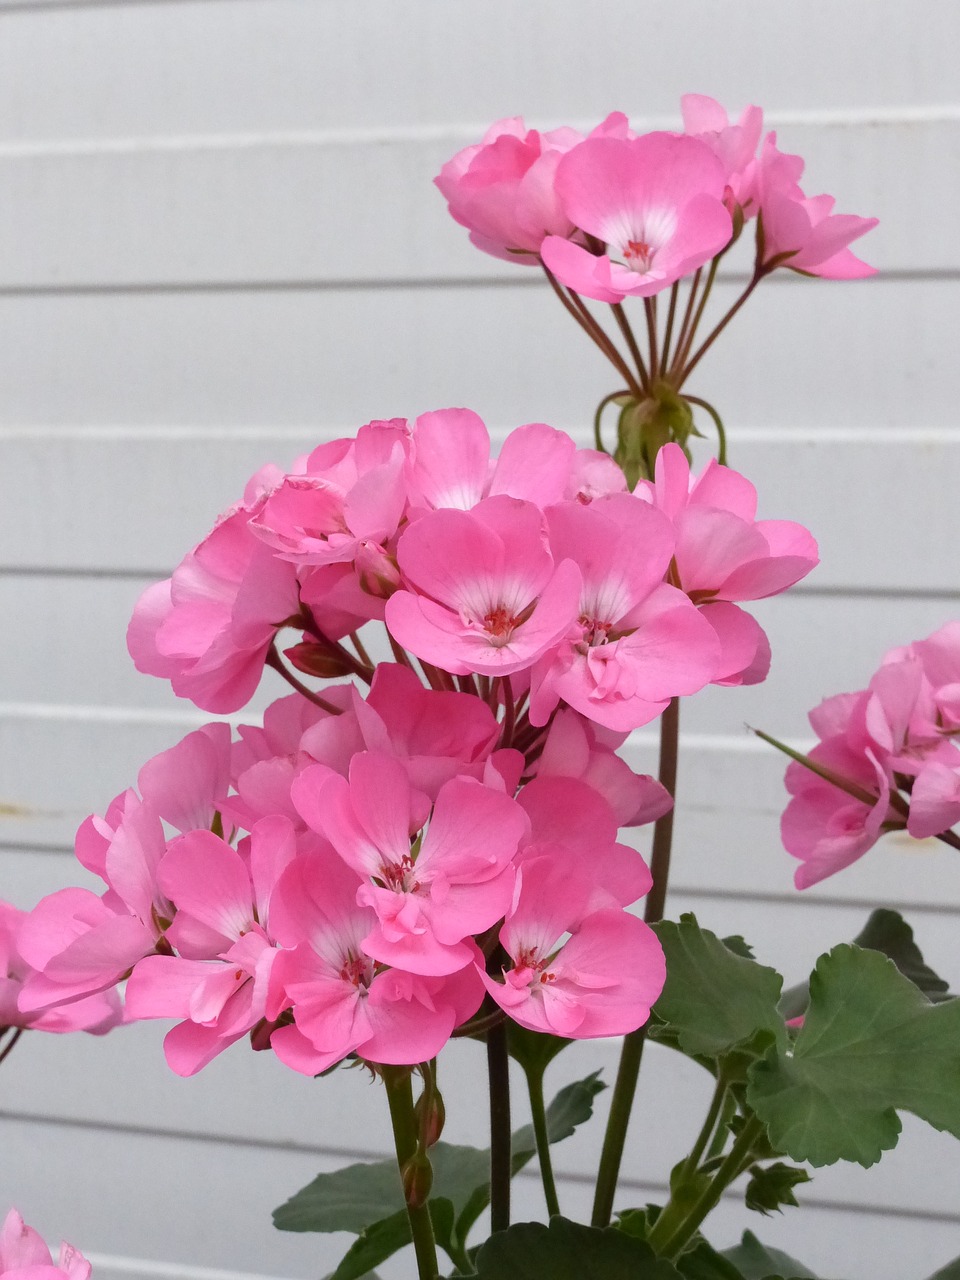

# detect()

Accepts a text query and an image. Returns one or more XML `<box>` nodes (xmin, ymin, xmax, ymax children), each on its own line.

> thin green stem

<box><xmin>486</xmin><ymin>1016</ymin><xmax>512</xmax><ymax>1233</ymax></box>
<box><xmin>593</xmin><ymin>389</ymin><xmax>630</xmax><ymax>453</ymax></box>
<box><xmin>660</xmin><ymin>283</ymin><xmax>680</xmax><ymax>373</ymax></box>
<box><xmin>609</xmin><ymin>302</ymin><xmax>651</xmax><ymax>393</ymax></box>
<box><xmin>677</xmin><ymin>1072</ymin><xmax>729</xmax><ymax>1185</ymax></box>
<box><xmin>388</xmin><ymin>633</ymin><xmax>417</xmax><ymax>672</ymax></box>
<box><xmin>526</xmin><ymin>1068</ymin><xmax>561</xmax><ymax>1218</ymax></box>
<box><xmin>383</xmin><ymin>1067</ymin><xmax>440</xmax><ymax>1280</ymax></box>
<box><xmin>667</xmin><ymin>268</ymin><xmax>702</xmax><ymax>381</ymax></box>
<box><xmin>591</xmin><ymin>698</ymin><xmax>681</xmax><ymax>1227</ymax></box>
<box><xmin>670</xmin><ymin>254</ymin><xmax>721</xmax><ymax>382</ymax></box>
<box><xmin>540</xmin><ymin>261</ymin><xmax>644</xmax><ymax>397</ymax></box>
<box><xmin>349</xmin><ymin>630</ymin><xmax>372</xmax><ymax>668</ymax></box>
<box><xmin>265</xmin><ymin>646</ymin><xmax>342</xmax><ymax>715</ymax></box>
<box><xmin>650</xmin><ymin>1115</ymin><xmax>764</xmax><ymax>1260</ymax></box>
<box><xmin>643</xmin><ymin>297</ymin><xmax>659</xmax><ymax>383</ymax></box>
<box><xmin>0</xmin><ymin>1027</ymin><xmax>24</xmax><ymax>1067</ymax></box>
<box><xmin>676</xmin><ymin>269</ymin><xmax>763</xmax><ymax>388</ymax></box>
<box><xmin>684</xmin><ymin>394</ymin><xmax>728</xmax><ymax>466</ymax></box>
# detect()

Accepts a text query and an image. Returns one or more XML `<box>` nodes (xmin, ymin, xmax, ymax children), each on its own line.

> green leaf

<box><xmin>779</xmin><ymin>908</ymin><xmax>951</xmax><ymax>1019</ymax></box>
<box><xmin>328</xmin><ymin>1212</ymin><xmax>409</xmax><ymax>1280</ymax></box>
<box><xmin>273</xmin><ymin>1160</ymin><xmax>404</xmax><ymax>1233</ymax></box>
<box><xmin>652</xmin><ymin>916</ymin><xmax>787</xmax><ymax>1061</ymax></box>
<box><xmin>926</xmin><ymin>1257</ymin><xmax>960</xmax><ymax>1279</ymax></box>
<box><xmin>721</xmin><ymin>1230</ymin><xmax>821</xmax><ymax>1279</ymax></box>
<box><xmin>675</xmin><ymin>1238</ymin><xmax>747</xmax><ymax>1279</ymax></box>
<box><xmin>474</xmin><ymin>1217</ymin><xmax>684</xmax><ymax>1278</ymax></box>
<box><xmin>747</xmin><ymin>944</ymin><xmax>960</xmax><ymax>1166</ymax></box>
<box><xmin>743</xmin><ymin>1162</ymin><xmax>810</xmax><ymax>1215</ymax></box>
<box><xmin>722</xmin><ymin>935</ymin><xmax>756</xmax><ymax>960</ymax></box>
<box><xmin>853</xmin><ymin>909</ymin><xmax>951</xmax><ymax>999</ymax></box>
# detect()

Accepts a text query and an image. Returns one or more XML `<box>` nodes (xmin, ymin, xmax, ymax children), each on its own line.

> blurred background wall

<box><xmin>1</xmin><ymin>2</ymin><xmax>958</xmax><ymax>1276</ymax></box>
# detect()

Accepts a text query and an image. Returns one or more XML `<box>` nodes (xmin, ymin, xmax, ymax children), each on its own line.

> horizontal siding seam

<box><xmin>0</xmin><ymin>107</ymin><xmax>956</xmax><ymax>159</ymax></box>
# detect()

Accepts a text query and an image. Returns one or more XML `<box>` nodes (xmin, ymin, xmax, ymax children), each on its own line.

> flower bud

<box><xmin>414</xmin><ymin>1086</ymin><xmax>446</xmax><ymax>1148</ymax></box>
<box><xmin>401</xmin><ymin>1151</ymin><xmax>434</xmax><ymax>1210</ymax></box>
<box><xmin>355</xmin><ymin>540</ymin><xmax>402</xmax><ymax>600</ymax></box>
<box><xmin>283</xmin><ymin>641</ymin><xmax>354</xmax><ymax>679</ymax></box>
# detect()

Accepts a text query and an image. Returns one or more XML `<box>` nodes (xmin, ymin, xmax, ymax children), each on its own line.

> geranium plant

<box><xmin>4</xmin><ymin>95</ymin><xmax>959</xmax><ymax>1280</ymax></box>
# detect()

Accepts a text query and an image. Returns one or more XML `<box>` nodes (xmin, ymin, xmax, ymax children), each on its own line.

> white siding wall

<box><xmin>1</xmin><ymin>3</ymin><xmax>958</xmax><ymax>1277</ymax></box>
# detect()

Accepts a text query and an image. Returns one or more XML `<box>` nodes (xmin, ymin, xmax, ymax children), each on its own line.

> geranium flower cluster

<box><xmin>0</xmin><ymin>1209</ymin><xmax>90</xmax><ymax>1280</ymax></box>
<box><xmin>436</xmin><ymin>94</ymin><xmax>878</xmax><ymax>291</ymax></box>
<box><xmin>783</xmin><ymin>622</ymin><xmax>960</xmax><ymax>887</ymax></box>
<box><xmin>15</xmin><ymin>410</ymin><xmax>817</xmax><ymax>1076</ymax></box>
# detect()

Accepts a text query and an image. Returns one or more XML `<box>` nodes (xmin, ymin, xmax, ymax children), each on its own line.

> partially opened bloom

<box><xmin>1</xmin><ymin>902</ymin><xmax>120</xmax><ymax>1035</ymax></box>
<box><xmin>756</xmin><ymin>134</ymin><xmax>878</xmax><ymax>279</ymax></box>
<box><xmin>434</xmin><ymin>117</ymin><xmax>584</xmax><ymax>262</ymax></box>
<box><xmin>128</xmin><ymin>491</ymin><xmax>301</xmax><ymax>714</ymax></box>
<box><xmin>0</xmin><ymin>1210</ymin><xmax>91</xmax><ymax>1280</ymax></box>
<box><xmin>541</xmin><ymin>133</ymin><xmax>733</xmax><ymax>301</ymax></box>
<box><xmin>638</xmin><ymin>444</ymin><xmax>818</xmax><ymax>684</ymax></box>
<box><xmin>681</xmin><ymin>93</ymin><xmax>764</xmax><ymax>213</ymax></box>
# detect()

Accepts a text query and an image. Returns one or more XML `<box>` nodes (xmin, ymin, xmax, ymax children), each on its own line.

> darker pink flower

<box><xmin>435</xmin><ymin>117</ymin><xmax>585</xmax><ymax>262</ymax></box>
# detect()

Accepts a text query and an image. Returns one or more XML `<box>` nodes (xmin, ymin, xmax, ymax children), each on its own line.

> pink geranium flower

<box><xmin>293</xmin><ymin>751</ymin><xmax>528</xmax><ymax>975</ymax></box>
<box><xmin>681</xmin><ymin>93</ymin><xmax>764</xmax><ymax>213</ymax></box>
<box><xmin>479</xmin><ymin>852</ymin><xmax>665</xmax><ymax>1037</ymax></box>
<box><xmin>124</xmin><ymin>816</ymin><xmax>299</xmax><ymax>1074</ymax></box>
<box><xmin>268</xmin><ymin>852</ymin><xmax>483</xmax><ymax>1073</ymax></box>
<box><xmin>0</xmin><ymin>1209</ymin><xmax>91</xmax><ymax>1280</ymax></box>
<box><xmin>1</xmin><ymin>902</ymin><xmax>120</xmax><ymax>1035</ymax></box>
<box><xmin>406</xmin><ymin>410</ymin><xmax>577</xmax><ymax>513</ymax></box>
<box><xmin>756</xmin><ymin>134</ymin><xmax>878</xmax><ymax>279</ymax></box>
<box><xmin>530</xmin><ymin>494</ymin><xmax>720</xmax><ymax>729</ymax></box>
<box><xmin>637</xmin><ymin>444</ymin><xmax>818</xmax><ymax>685</ymax></box>
<box><xmin>435</xmin><ymin>117</ymin><xmax>585</xmax><ymax>262</ymax></box>
<box><xmin>386</xmin><ymin>496</ymin><xmax>581</xmax><ymax>678</ymax></box>
<box><xmin>541</xmin><ymin>133</ymin><xmax>733</xmax><ymax>301</ymax></box>
<box><xmin>128</xmin><ymin>497</ymin><xmax>301</xmax><ymax>714</ymax></box>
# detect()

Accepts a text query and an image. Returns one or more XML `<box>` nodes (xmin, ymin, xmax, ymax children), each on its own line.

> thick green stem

<box><xmin>383</xmin><ymin>1068</ymin><xmax>440</xmax><ymax>1280</ymax></box>
<box><xmin>649</xmin><ymin>1115</ymin><xmax>764</xmax><ymax>1260</ymax></box>
<box><xmin>525</xmin><ymin>1068</ymin><xmax>561</xmax><ymax>1218</ymax></box>
<box><xmin>487</xmin><ymin>1017</ymin><xmax>512</xmax><ymax>1233</ymax></box>
<box><xmin>644</xmin><ymin>697</ymin><xmax>681</xmax><ymax>927</ymax></box>
<box><xmin>591</xmin><ymin>698</ymin><xmax>681</xmax><ymax>1226</ymax></box>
